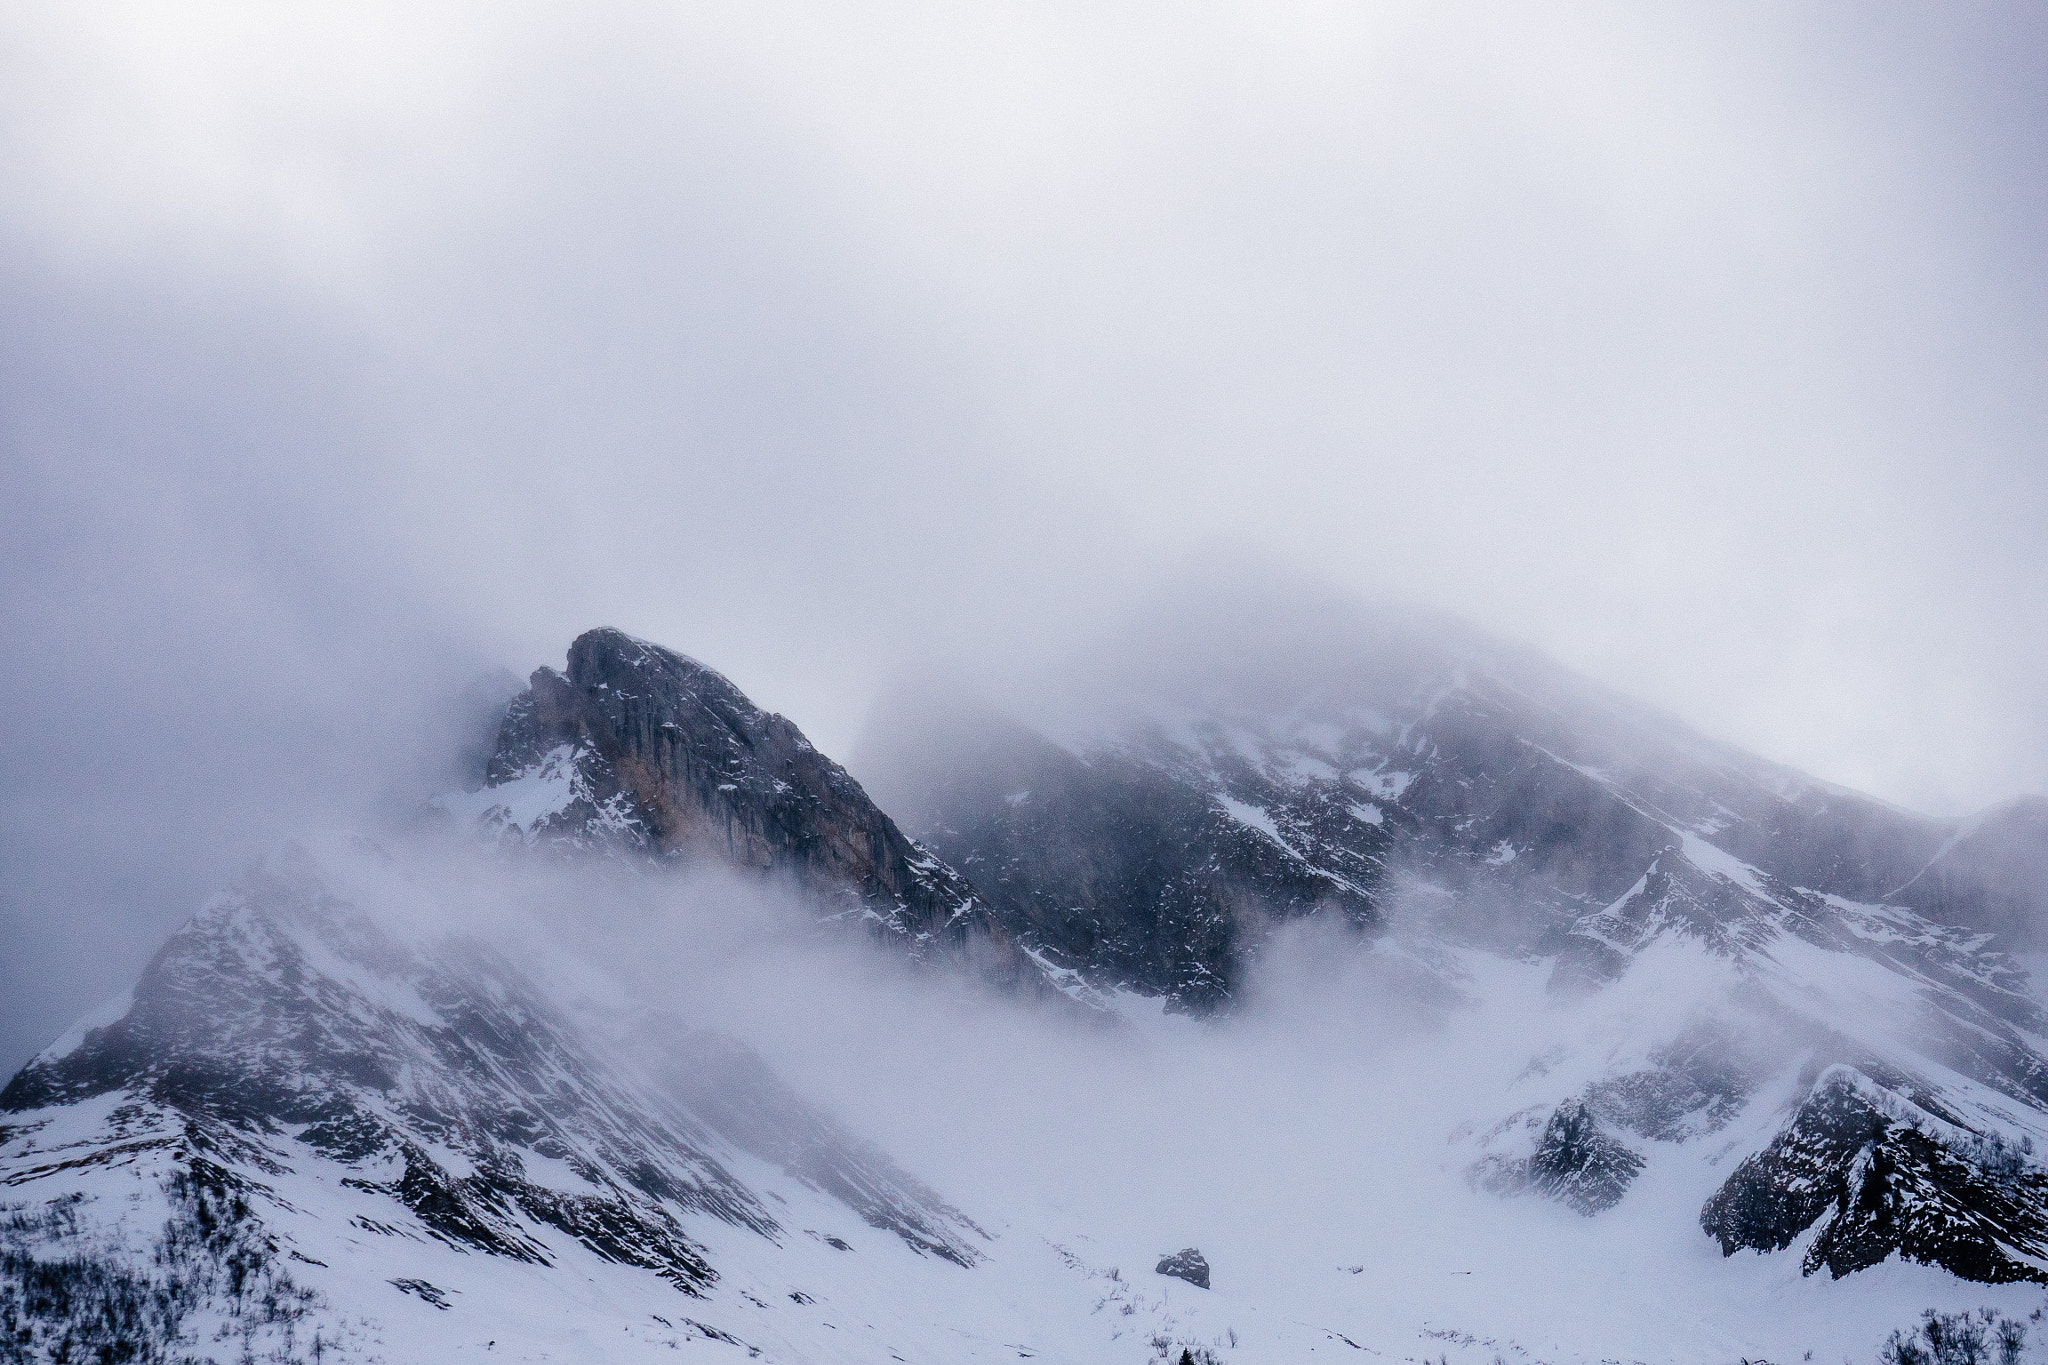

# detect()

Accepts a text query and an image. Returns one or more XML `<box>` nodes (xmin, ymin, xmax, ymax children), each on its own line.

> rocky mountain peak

<box><xmin>446</xmin><ymin>628</ymin><xmax>1050</xmax><ymax>993</ymax></box>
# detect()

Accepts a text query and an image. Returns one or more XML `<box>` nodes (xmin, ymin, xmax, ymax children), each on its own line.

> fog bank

<box><xmin>7</xmin><ymin>0</ymin><xmax>2048</xmax><ymax>1075</ymax></box>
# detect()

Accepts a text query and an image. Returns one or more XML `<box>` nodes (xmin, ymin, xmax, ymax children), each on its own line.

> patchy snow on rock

<box><xmin>1216</xmin><ymin>795</ymin><xmax>1286</xmax><ymax>847</ymax></box>
<box><xmin>1676</xmin><ymin>831</ymin><xmax>1769</xmax><ymax>896</ymax></box>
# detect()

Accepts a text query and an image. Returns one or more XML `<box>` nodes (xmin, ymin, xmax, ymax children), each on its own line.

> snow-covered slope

<box><xmin>6</xmin><ymin>834</ymin><xmax>2032</xmax><ymax>1365</ymax></box>
<box><xmin>860</xmin><ymin>602</ymin><xmax>2048</xmax><ymax>1288</ymax></box>
<box><xmin>0</xmin><ymin>837</ymin><xmax>1005</xmax><ymax>1362</ymax></box>
<box><xmin>9</xmin><ymin>612</ymin><xmax>2048</xmax><ymax>1363</ymax></box>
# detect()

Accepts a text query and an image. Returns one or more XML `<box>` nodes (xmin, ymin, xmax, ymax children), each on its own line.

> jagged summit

<box><xmin>441</xmin><ymin>628</ymin><xmax>1048</xmax><ymax>993</ymax></box>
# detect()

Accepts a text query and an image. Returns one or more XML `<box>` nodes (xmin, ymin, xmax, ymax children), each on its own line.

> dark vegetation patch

<box><xmin>1876</xmin><ymin>1307</ymin><xmax>2033</xmax><ymax>1365</ymax></box>
<box><xmin>0</xmin><ymin>1161</ymin><xmax>347</xmax><ymax>1364</ymax></box>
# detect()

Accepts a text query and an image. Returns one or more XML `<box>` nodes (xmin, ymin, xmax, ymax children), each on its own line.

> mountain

<box><xmin>436</xmin><ymin>628</ymin><xmax>1049</xmax><ymax>994</ymax></box>
<box><xmin>8</xmin><ymin>609</ymin><xmax>2048</xmax><ymax>1364</ymax></box>
<box><xmin>858</xmin><ymin>595</ymin><xmax>2048</xmax><ymax>1285</ymax></box>
<box><xmin>0</xmin><ymin>837</ymin><xmax>995</xmax><ymax>1362</ymax></box>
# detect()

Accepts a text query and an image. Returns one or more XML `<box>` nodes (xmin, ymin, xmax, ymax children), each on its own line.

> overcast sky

<box><xmin>4</xmin><ymin>1</ymin><xmax>2047</xmax><ymax>1070</ymax></box>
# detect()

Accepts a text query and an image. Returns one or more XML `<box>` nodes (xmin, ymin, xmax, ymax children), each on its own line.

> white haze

<box><xmin>4</xmin><ymin>0</ymin><xmax>2048</xmax><ymax>1162</ymax></box>
<box><xmin>385</xmin><ymin>841</ymin><xmax>2031</xmax><ymax>1360</ymax></box>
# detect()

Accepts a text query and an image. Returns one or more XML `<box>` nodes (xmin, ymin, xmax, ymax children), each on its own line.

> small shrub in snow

<box><xmin>0</xmin><ymin>1163</ymin><xmax>334</xmax><ymax>1364</ymax></box>
<box><xmin>1878</xmin><ymin>1308</ymin><xmax>2028</xmax><ymax>1365</ymax></box>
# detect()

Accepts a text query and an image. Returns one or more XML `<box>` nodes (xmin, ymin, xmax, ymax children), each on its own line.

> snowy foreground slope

<box><xmin>5</xmin><ymin>836</ymin><xmax>2033</xmax><ymax>1365</ymax></box>
<box><xmin>8</xmin><ymin>616</ymin><xmax>2048</xmax><ymax>1363</ymax></box>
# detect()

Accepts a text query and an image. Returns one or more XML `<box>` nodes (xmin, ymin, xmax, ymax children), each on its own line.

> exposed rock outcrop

<box><xmin>1702</xmin><ymin>1067</ymin><xmax>2048</xmax><ymax>1282</ymax></box>
<box><xmin>860</xmin><ymin>707</ymin><xmax>1382</xmax><ymax>1011</ymax></box>
<box><xmin>451</xmin><ymin>628</ymin><xmax>1049</xmax><ymax>992</ymax></box>
<box><xmin>1474</xmin><ymin>1100</ymin><xmax>1645</xmax><ymax>1216</ymax></box>
<box><xmin>1156</xmin><ymin>1247</ymin><xmax>1210</xmax><ymax>1288</ymax></box>
<box><xmin>1523</xmin><ymin>1100</ymin><xmax>1646</xmax><ymax>1215</ymax></box>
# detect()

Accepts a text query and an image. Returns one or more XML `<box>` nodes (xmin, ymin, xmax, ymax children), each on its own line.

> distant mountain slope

<box><xmin>859</xmin><ymin>707</ymin><xmax>1384</xmax><ymax>1009</ymax></box>
<box><xmin>862</xmin><ymin>598</ymin><xmax>2045</xmax><ymax>1005</ymax></box>
<box><xmin>858</xmin><ymin>595</ymin><xmax>2048</xmax><ymax>1283</ymax></box>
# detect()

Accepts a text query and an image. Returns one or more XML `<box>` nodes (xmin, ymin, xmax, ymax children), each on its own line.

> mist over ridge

<box><xmin>7</xmin><ymin>4</ymin><xmax>2048</xmax><ymax>1360</ymax></box>
<box><xmin>8</xmin><ymin>605</ymin><xmax>2048</xmax><ymax>1360</ymax></box>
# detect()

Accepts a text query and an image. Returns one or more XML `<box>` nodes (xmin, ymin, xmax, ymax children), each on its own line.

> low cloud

<box><xmin>5</xmin><ymin>0</ymin><xmax>2047</xmax><ymax>1072</ymax></box>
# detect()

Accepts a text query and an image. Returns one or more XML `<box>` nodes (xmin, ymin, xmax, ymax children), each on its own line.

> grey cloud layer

<box><xmin>3</xmin><ymin>1</ymin><xmax>2046</xmax><ymax>1072</ymax></box>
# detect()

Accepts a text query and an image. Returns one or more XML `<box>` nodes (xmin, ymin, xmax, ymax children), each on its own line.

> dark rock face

<box><xmin>1469</xmin><ymin>1019</ymin><xmax>1775</xmax><ymax>1215</ymax></box>
<box><xmin>1524</xmin><ymin>1101</ymin><xmax>1646</xmax><ymax>1215</ymax></box>
<box><xmin>1476</xmin><ymin>1100</ymin><xmax>1646</xmax><ymax>1216</ymax></box>
<box><xmin>469</xmin><ymin>629</ymin><xmax>1045</xmax><ymax>991</ymax></box>
<box><xmin>1156</xmin><ymin>1247</ymin><xmax>1210</xmax><ymax>1288</ymax></box>
<box><xmin>872</xmin><ymin>711</ymin><xmax>1382</xmax><ymax>1010</ymax></box>
<box><xmin>1702</xmin><ymin>1069</ymin><xmax>2048</xmax><ymax>1283</ymax></box>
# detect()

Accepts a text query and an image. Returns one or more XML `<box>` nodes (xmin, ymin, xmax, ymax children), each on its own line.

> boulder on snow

<box><xmin>1156</xmin><ymin>1247</ymin><xmax>1210</xmax><ymax>1288</ymax></box>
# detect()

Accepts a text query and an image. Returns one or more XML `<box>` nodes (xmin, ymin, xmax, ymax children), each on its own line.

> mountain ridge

<box><xmin>7</xmin><ymin>608</ymin><xmax>2048</xmax><ymax>1363</ymax></box>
